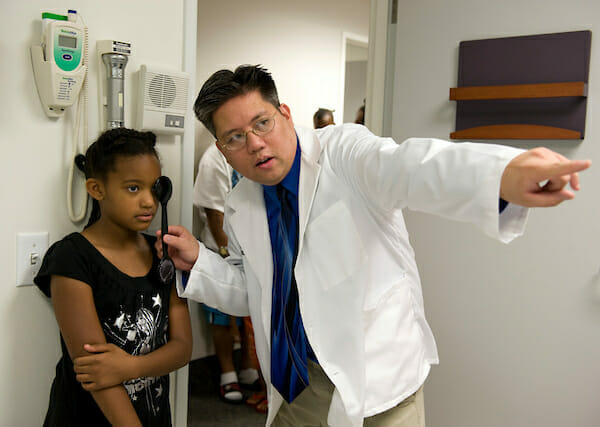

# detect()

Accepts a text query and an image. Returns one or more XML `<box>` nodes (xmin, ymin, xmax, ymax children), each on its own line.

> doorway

<box><xmin>341</xmin><ymin>33</ymin><xmax>368</xmax><ymax>124</ymax></box>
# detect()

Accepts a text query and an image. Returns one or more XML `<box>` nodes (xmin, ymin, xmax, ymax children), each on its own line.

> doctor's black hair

<box><xmin>77</xmin><ymin>128</ymin><xmax>159</xmax><ymax>228</ymax></box>
<box><xmin>194</xmin><ymin>64</ymin><xmax>280</xmax><ymax>138</ymax></box>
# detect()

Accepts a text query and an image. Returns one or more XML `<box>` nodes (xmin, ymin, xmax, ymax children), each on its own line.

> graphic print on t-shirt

<box><xmin>102</xmin><ymin>292</ymin><xmax>168</xmax><ymax>415</ymax></box>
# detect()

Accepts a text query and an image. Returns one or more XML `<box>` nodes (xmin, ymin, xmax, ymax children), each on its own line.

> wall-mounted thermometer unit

<box><xmin>31</xmin><ymin>12</ymin><xmax>87</xmax><ymax>118</ymax></box>
<box><xmin>97</xmin><ymin>40</ymin><xmax>131</xmax><ymax>129</ymax></box>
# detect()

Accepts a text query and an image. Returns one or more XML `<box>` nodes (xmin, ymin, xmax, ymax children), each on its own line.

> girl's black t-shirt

<box><xmin>35</xmin><ymin>232</ymin><xmax>172</xmax><ymax>427</ymax></box>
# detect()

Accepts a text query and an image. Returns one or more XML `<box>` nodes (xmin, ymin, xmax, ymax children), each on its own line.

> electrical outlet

<box><xmin>16</xmin><ymin>232</ymin><xmax>49</xmax><ymax>287</ymax></box>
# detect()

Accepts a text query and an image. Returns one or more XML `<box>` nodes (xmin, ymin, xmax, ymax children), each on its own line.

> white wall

<box><xmin>190</xmin><ymin>0</ymin><xmax>370</xmax><ymax>359</ymax></box>
<box><xmin>1</xmin><ymin>2</ymin><xmax>187</xmax><ymax>425</ymax></box>
<box><xmin>196</xmin><ymin>0</ymin><xmax>369</xmax><ymax>134</ymax></box>
<box><xmin>390</xmin><ymin>1</ymin><xmax>600</xmax><ymax>426</ymax></box>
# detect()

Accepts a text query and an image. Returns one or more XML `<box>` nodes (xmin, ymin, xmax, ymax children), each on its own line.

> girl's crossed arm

<box><xmin>51</xmin><ymin>275</ymin><xmax>142</xmax><ymax>427</ymax></box>
<box><xmin>73</xmin><ymin>284</ymin><xmax>192</xmax><ymax>391</ymax></box>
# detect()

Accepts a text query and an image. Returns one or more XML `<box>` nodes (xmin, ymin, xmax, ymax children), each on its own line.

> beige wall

<box><xmin>389</xmin><ymin>1</ymin><xmax>600</xmax><ymax>426</ymax></box>
<box><xmin>190</xmin><ymin>0</ymin><xmax>370</xmax><ymax>359</ymax></box>
<box><xmin>1</xmin><ymin>1</ymin><xmax>187</xmax><ymax>425</ymax></box>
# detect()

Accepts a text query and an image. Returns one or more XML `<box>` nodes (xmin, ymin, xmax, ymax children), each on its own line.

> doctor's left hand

<box><xmin>500</xmin><ymin>147</ymin><xmax>591</xmax><ymax>207</ymax></box>
<box><xmin>73</xmin><ymin>343</ymin><xmax>135</xmax><ymax>391</ymax></box>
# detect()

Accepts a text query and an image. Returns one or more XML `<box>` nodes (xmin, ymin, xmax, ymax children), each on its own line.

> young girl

<box><xmin>35</xmin><ymin>128</ymin><xmax>192</xmax><ymax>426</ymax></box>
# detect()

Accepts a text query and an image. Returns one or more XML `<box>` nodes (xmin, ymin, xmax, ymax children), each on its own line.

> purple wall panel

<box><xmin>454</xmin><ymin>30</ymin><xmax>591</xmax><ymax>138</ymax></box>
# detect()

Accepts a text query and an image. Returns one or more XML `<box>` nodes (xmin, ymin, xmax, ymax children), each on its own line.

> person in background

<box><xmin>35</xmin><ymin>128</ymin><xmax>192</xmax><ymax>427</ymax></box>
<box><xmin>354</xmin><ymin>103</ymin><xmax>365</xmax><ymax>125</ymax></box>
<box><xmin>313</xmin><ymin>108</ymin><xmax>335</xmax><ymax>129</ymax></box>
<box><xmin>193</xmin><ymin>143</ymin><xmax>264</xmax><ymax>407</ymax></box>
<box><xmin>160</xmin><ymin>65</ymin><xmax>591</xmax><ymax>427</ymax></box>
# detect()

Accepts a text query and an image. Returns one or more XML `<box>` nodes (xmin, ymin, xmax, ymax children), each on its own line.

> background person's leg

<box><xmin>203</xmin><ymin>304</ymin><xmax>244</xmax><ymax>404</ymax></box>
<box><xmin>238</xmin><ymin>317</ymin><xmax>260</xmax><ymax>389</ymax></box>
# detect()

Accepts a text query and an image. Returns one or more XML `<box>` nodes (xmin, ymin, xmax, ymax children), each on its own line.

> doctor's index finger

<box><xmin>537</xmin><ymin>159</ymin><xmax>591</xmax><ymax>185</ymax></box>
<box><xmin>163</xmin><ymin>226</ymin><xmax>196</xmax><ymax>247</ymax></box>
<box><xmin>546</xmin><ymin>159</ymin><xmax>591</xmax><ymax>176</ymax></box>
<box><xmin>165</xmin><ymin>224</ymin><xmax>190</xmax><ymax>237</ymax></box>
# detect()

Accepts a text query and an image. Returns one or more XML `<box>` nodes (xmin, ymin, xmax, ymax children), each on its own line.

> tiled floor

<box><xmin>187</xmin><ymin>355</ymin><xmax>267</xmax><ymax>426</ymax></box>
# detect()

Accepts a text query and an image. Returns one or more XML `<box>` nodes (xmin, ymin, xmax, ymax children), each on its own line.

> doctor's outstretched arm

<box><xmin>500</xmin><ymin>147</ymin><xmax>591</xmax><ymax>208</ymax></box>
<box><xmin>156</xmin><ymin>225</ymin><xmax>199</xmax><ymax>271</ymax></box>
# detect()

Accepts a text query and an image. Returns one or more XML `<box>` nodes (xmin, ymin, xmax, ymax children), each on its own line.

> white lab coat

<box><xmin>178</xmin><ymin>124</ymin><xmax>529</xmax><ymax>426</ymax></box>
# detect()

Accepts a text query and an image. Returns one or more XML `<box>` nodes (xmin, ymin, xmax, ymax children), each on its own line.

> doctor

<box><xmin>160</xmin><ymin>65</ymin><xmax>590</xmax><ymax>427</ymax></box>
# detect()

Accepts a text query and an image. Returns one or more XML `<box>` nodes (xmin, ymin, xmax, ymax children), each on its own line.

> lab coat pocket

<box><xmin>362</xmin><ymin>283</ymin><xmax>423</xmax><ymax>411</ymax></box>
<box><xmin>302</xmin><ymin>201</ymin><xmax>367</xmax><ymax>291</ymax></box>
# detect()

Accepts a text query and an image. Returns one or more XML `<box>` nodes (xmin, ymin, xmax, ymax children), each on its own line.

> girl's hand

<box><xmin>73</xmin><ymin>343</ymin><xmax>137</xmax><ymax>391</ymax></box>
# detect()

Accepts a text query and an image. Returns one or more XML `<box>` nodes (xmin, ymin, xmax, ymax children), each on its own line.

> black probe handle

<box><xmin>161</xmin><ymin>203</ymin><xmax>169</xmax><ymax>258</ymax></box>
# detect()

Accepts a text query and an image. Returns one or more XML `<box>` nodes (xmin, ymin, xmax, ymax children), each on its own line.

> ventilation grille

<box><xmin>136</xmin><ymin>65</ymin><xmax>190</xmax><ymax>134</ymax></box>
<box><xmin>143</xmin><ymin>72</ymin><xmax>188</xmax><ymax>111</ymax></box>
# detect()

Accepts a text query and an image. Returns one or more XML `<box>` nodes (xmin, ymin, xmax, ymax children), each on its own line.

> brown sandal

<box><xmin>246</xmin><ymin>391</ymin><xmax>266</xmax><ymax>406</ymax></box>
<box><xmin>255</xmin><ymin>397</ymin><xmax>268</xmax><ymax>413</ymax></box>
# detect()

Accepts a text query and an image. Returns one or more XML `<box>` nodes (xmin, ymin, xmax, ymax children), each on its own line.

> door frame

<box><xmin>366</xmin><ymin>0</ymin><xmax>394</xmax><ymax>136</ymax></box>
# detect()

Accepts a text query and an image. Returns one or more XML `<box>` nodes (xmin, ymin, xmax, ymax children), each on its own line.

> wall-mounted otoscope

<box><xmin>97</xmin><ymin>40</ymin><xmax>131</xmax><ymax>129</ymax></box>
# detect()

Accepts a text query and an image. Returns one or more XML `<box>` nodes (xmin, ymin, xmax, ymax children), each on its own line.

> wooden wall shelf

<box><xmin>450</xmin><ymin>124</ymin><xmax>581</xmax><ymax>140</ymax></box>
<box><xmin>449</xmin><ymin>82</ymin><xmax>587</xmax><ymax>101</ymax></box>
<box><xmin>450</xmin><ymin>30</ymin><xmax>591</xmax><ymax>140</ymax></box>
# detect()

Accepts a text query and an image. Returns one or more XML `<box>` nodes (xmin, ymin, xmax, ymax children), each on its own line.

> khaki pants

<box><xmin>273</xmin><ymin>361</ymin><xmax>425</xmax><ymax>427</ymax></box>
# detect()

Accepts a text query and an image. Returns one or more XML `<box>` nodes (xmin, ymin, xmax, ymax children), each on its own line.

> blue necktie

<box><xmin>231</xmin><ymin>169</ymin><xmax>241</xmax><ymax>188</ymax></box>
<box><xmin>271</xmin><ymin>184</ymin><xmax>309</xmax><ymax>403</ymax></box>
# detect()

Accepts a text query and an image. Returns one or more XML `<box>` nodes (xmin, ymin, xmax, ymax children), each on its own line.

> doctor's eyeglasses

<box><xmin>218</xmin><ymin>112</ymin><xmax>278</xmax><ymax>151</ymax></box>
